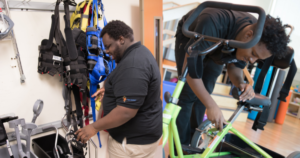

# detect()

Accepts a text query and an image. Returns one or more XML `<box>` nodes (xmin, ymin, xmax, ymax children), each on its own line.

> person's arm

<box><xmin>183</xmin><ymin>54</ymin><xmax>227</xmax><ymax>130</ymax></box>
<box><xmin>76</xmin><ymin>67</ymin><xmax>148</xmax><ymax>143</ymax></box>
<box><xmin>227</xmin><ymin>63</ymin><xmax>255</xmax><ymax>101</ymax></box>
<box><xmin>227</xmin><ymin>63</ymin><xmax>244</xmax><ymax>87</ymax></box>
<box><xmin>75</xmin><ymin>105</ymin><xmax>138</xmax><ymax>143</ymax></box>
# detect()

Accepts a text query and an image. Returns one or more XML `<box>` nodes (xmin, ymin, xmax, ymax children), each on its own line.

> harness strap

<box><xmin>63</xmin><ymin>3</ymin><xmax>78</xmax><ymax>61</ymax></box>
<box><xmin>73</xmin><ymin>86</ymin><xmax>84</xmax><ymax>128</ymax></box>
<box><xmin>254</xmin><ymin>56</ymin><xmax>274</xmax><ymax>93</ymax></box>
<box><xmin>252</xmin><ymin>106</ymin><xmax>269</xmax><ymax>131</ymax></box>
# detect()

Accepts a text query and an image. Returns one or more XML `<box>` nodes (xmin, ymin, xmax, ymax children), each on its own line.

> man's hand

<box><xmin>239</xmin><ymin>83</ymin><xmax>255</xmax><ymax>102</ymax></box>
<box><xmin>75</xmin><ymin>124</ymin><xmax>98</xmax><ymax>144</ymax></box>
<box><xmin>206</xmin><ymin>106</ymin><xmax>227</xmax><ymax>131</ymax></box>
<box><xmin>92</xmin><ymin>88</ymin><xmax>105</xmax><ymax>102</ymax></box>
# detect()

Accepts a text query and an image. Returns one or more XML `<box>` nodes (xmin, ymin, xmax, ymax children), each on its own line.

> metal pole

<box><xmin>3</xmin><ymin>0</ymin><xmax>26</xmax><ymax>83</ymax></box>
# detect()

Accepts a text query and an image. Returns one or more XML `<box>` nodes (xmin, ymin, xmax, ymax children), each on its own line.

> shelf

<box><xmin>293</xmin><ymin>91</ymin><xmax>300</xmax><ymax>95</ymax></box>
<box><xmin>163</xmin><ymin>64</ymin><xmax>177</xmax><ymax>71</ymax></box>
<box><xmin>287</xmin><ymin>112</ymin><xmax>298</xmax><ymax>118</ymax></box>
<box><xmin>289</xmin><ymin>102</ymin><xmax>300</xmax><ymax>107</ymax></box>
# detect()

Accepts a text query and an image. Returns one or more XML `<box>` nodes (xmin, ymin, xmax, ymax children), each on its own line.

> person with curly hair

<box><xmin>174</xmin><ymin>8</ymin><xmax>290</xmax><ymax>147</ymax></box>
<box><xmin>75</xmin><ymin>20</ymin><xmax>162</xmax><ymax>158</ymax></box>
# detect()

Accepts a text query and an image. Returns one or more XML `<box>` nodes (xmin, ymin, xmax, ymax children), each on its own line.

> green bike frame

<box><xmin>162</xmin><ymin>67</ymin><xmax>272</xmax><ymax>158</ymax></box>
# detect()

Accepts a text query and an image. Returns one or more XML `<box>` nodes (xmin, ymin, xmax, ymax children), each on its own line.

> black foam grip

<box><xmin>182</xmin><ymin>1</ymin><xmax>265</xmax><ymax>49</ymax></box>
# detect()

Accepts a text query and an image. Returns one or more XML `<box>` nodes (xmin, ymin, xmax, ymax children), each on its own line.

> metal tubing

<box><xmin>230</xmin><ymin>127</ymin><xmax>272</xmax><ymax>158</ymax></box>
<box><xmin>3</xmin><ymin>0</ymin><xmax>26</xmax><ymax>83</ymax></box>
<box><xmin>171</xmin><ymin>107</ymin><xmax>183</xmax><ymax>158</ymax></box>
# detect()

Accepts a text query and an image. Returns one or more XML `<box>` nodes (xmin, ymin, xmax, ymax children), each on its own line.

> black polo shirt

<box><xmin>102</xmin><ymin>42</ymin><xmax>162</xmax><ymax>145</ymax></box>
<box><xmin>176</xmin><ymin>8</ymin><xmax>257</xmax><ymax>69</ymax></box>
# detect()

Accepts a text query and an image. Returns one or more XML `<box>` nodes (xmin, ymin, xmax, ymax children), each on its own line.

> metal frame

<box><xmin>162</xmin><ymin>67</ymin><xmax>272</xmax><ymax>158</ymax></box>
<box><xmin>0</xmin><ymin>0</ymin><xmax>77</xmax><ymax>83</ymax></box>
<box><xmin>5</xmin><ymin>1</ymin><xmax>76</xmax><ymax>12</ymax></box>
<box><xmin>1</xmin><ymin>0</ymin><xmax>26</xmax><ymax>83</ymax></box>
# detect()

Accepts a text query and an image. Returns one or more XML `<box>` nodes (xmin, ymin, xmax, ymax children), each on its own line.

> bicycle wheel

<box><xmin>191</xmin><ymin>120</ymin><xmax>215</xmax><ymax>149</ymax></box>
<box><xmin>287</xmin><ymin>151</ymin><xmax>300</xmax><ymax>158</ymax></box>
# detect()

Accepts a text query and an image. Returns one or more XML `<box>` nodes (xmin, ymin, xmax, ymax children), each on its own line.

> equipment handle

<box><xmin>284</xmin><ymin>24</ymin><xmax>294</xmax><ymax>37</ymax></box>
<box><xmin>182</xmin><ymin>1</ymin><xmax>266</xmax><ymax>49</ymax></box>
<box><xmin>32</xmin><ymin>100</ymin><xmax>44</xmax><ymax>123</ymax></box>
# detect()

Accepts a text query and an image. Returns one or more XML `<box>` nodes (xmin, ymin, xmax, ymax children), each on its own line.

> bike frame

<box><xmin>162</xmin><ymin>67</ymin><xmax>272</xmax><ymax>158</ymax></box>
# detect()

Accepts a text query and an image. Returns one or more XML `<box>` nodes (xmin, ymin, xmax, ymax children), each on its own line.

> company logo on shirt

<box><xmin>123</xmin><ymin>96</ymin><xmax>137</xmax><ymax>102</ymax></box>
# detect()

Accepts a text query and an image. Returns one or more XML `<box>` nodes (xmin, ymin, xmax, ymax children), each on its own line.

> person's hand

<box><xmin>92</xmin><ymin>88</ymin><xmax>105</xmax><ymax>102</ymax></box>
<box><xmin>239</xmin><ymin>83</ymin><xmax>255</xmax><ymax>102</ymax></box>
<box><xmin>75</xmin><ymin>124</ymin><xmax>98</xmax><ymax>144</ymax></box>
<box><xmin>206</xmin><ymin>106</ymin><xmax>227</xmax><ymax>131</ymax></box>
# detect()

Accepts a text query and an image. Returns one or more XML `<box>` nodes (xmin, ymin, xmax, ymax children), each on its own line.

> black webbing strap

<box><xmin>64</xmin><ymin>2</ymin><xmax>78</xmax><ymax>60</ymax></box>
<box><xmin>252</xmin><ymin>106</ymin><xmax>270</xmax><ymax>131</ymax></box>
<box><xmin>278</xmin><ymin>59</ymin><xmax>297</xmax><ymax>101</ymax></box>
<box><xmin>62</xmin><ymin>85</ymin><xmax>72</xmax><ymax>125</ymax></box>
<box><xmin>254</xmin><ymin>56</ymin><xmax>274</xmax><ymax>93</ymax></box>
<box><xmin>72</xmin><ymin>28</ymin><xmax>87</xmax><ymax>49</ymax></box>
<box><xmin>45</xmin><ymin>1</ymin><xmax>59</xmax><ymax>50</ymax></box>
<box><xmin>73</xmin><ymin>86</ymin><xmax>84</xmax><ymax>128</ymax></box>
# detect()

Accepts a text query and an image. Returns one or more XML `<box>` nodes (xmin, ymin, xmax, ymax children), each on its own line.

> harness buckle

<box><xmin>53</xmin><ymin>61</ymin><xmax>60</xmax><ymax>66</ymax></box>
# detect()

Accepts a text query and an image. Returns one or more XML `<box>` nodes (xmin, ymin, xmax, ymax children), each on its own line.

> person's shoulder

<box><xmin>233</xmin><ymin>10</ymin><xmax>257</xmax><ymax>22</ymax></box>
<box><xmin>122</xmin><ymin>44</ymin><xmax>153</xmax><ymax>67</ymax></box>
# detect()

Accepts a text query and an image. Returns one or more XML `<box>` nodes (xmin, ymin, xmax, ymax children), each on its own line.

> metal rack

<box><xmin>0</xmin><ymin>0</ymin><xmax>26</xmax><ymax>83</ymax></box>
<box><xmin>0</xmin><ymin>0</ymin><xmax>76</xmax><ymax>83</ymax></box>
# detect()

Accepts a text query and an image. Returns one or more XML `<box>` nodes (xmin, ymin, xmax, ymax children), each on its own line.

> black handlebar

<box><xmin>182</xmin><ymin>1</ymin><xmax>266</xmax><ymax>49</ymax></box>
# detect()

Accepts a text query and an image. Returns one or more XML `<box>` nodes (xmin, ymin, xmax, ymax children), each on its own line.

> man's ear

<box><xmin>119</xmin><ymin>36</ymin><xmax>125</xmax><ymax>45</ymax></box>
<box><xmin>244</xmin><ymin>30</ymin><xmax>254</xmax><ymax>40</ymax></box>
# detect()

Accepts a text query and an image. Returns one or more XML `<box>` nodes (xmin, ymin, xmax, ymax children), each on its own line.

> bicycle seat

<box><xmin>232</xmin><ymin>87</ymin><xmax>271</xmax><ymax>107</ymax></box>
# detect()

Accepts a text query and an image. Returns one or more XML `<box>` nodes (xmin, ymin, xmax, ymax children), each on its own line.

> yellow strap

<box><xmin>81</xmin><ymin>0</ymin><xmax>93</xmax><ymax>31</ymax></box>
<box><xmin>70</xmin><ymin>1</ymin><xmax>87</xmax><ymax>29</ymax></box>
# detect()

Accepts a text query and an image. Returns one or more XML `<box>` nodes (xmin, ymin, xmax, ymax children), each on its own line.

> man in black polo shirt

<box><xmin>175</xmin><ymin>8</ymin><xmax>289</xmax><ymax>145</ymax></box>
<box><xmin>75</xmin><ymin>20</ymin><xmax>162</xmax><ymax>158</ymax></box>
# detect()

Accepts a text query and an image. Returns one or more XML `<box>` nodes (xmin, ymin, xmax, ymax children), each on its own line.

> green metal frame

<box><xmin>162</xmin><ymin>80</ymin><xmax>272</xmax><ymax>158</ymax></box>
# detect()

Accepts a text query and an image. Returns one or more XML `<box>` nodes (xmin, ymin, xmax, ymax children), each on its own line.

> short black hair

<box><xmin>100</xmin><ymin>20</ymin><xmax>134</xmax><ymax>42</ymax></box>
<box><xmin>260</xmin><ymin>15</ymin><xmax>290</xmax><ymax>58</ymax></box>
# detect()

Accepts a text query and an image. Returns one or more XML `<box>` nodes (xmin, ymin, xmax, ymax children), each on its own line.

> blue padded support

<box><xmin>86</xmin><ymin>0</ymin><xmax>112</xmax><ymax>148</ymax></box>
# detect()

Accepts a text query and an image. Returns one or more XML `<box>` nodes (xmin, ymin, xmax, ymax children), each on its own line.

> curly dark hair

<box><xmin>260</xmin><ymin>15</ymin><xmax>290</xmax><ymax>58</ymax></box>
<box><xmin>100</xmin><ymin>20</ymin><xmax>134</xmax><ymax>42</ymax></box>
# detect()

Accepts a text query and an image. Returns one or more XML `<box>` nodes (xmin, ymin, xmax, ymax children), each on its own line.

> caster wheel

<box><xmin>287</xmin><ymin>151</ymin><xmax>300</xmax><ymax>158</ymax></box>
<box><xmin>191</xmin><ymin>120</ymin><xmax>216</xmax><ymax>149</ymax></box>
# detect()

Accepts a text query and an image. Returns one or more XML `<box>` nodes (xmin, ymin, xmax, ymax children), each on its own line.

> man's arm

<box><xmin>75</xmin><ymin>105</ymin><xmax>138</xmax><ymax>143</ymax></box>
<box><xmin>183</xmin><ymin>54</ymin><xmax>226</xmax><ymax>130</ymax></box>
<box><xmin>227</xmin><ymin>63</ymin><xmax>244</xmax><ymax>87</ymax></box>
<box><xmin>93</xmin><ymin>105</ymin><xmax>138</xmax><ymax>131</ymax></box>
<box><xmin>227</xmin><ymin>63</ymin><xmax>255</xmax><ymax>101</ymax></box>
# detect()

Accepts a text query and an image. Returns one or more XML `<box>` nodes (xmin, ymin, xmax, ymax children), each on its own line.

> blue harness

<box><xmin>86</xmin><ymin>0</ymin><xmax>115</xmax><ymax>148</ymax></box>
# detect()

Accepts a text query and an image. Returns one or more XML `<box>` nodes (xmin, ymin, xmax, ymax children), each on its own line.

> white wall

<box><xmin>271</xmin><ymin>0</ymin><xmax>300</xmax><ymax>86</ymax></box>
<box><xmin>0</xmin><ymin>0</ymin><xmax>140</xmax><ymax>157</ymax></box>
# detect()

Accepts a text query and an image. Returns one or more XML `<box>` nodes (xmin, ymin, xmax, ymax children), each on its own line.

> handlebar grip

<box><xmin>182</xmin><ymin>1</ymin><xmax>266</xmax><ymax>49</ymax></box>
